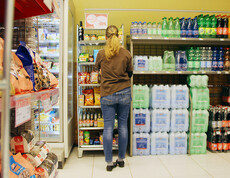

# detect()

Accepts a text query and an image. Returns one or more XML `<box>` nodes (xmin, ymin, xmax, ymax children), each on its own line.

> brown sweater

<box><xmin>95</xmin><ymin>48</ymin><xmax>133</xmax><ymax>97</ymax></box>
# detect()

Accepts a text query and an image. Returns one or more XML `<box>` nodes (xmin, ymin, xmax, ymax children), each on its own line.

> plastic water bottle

<box><xmin>162</xmin><ymin>17</ymin><xmax>168</xmax><ymax>37</ymax></box>
<box><xmin>190</xmin><ymin>87</ymin><xmax>210</xmax><ymax>109</ymax></box>
<box><xmin>190</xmin><ymin>133</ymin><xmax>207</xmax><ymax>154</ymax></box>
<box><xmin>169</xmin><ymin>132</ymin><xmax>187</xmax><ymax>155</ymax></box>
<box><xmin>133</xmin><ymin>85</ymin><xmax>150</xmax><ymax>109</ymax></box>
<box><xmin>151</xmin><ymin>109</ymin><xmax>170</xmax><ymax>132</ymax></box>
<box><xmin>147</xmin><ymin>22</ymin><xmax>152</xmax><ymax>38</ymax></box>
<box><xmin>198</xmin><ymin>14</ymin><xmax>205</xmax><ymax>38</ymax></box>
<box><xmin>151</xmin><ymin>132</ymin><xmax>168</xmax><ymax>155</ymax></box>
<box><xmin>206</xmin><ymin>47</ymin><xmax>213</xmax><ymax>71</ymax></box>
<box><xmin>218</xmin><ymin>47</ymin><xmax>224</xmax><ymax>71</ymax></box>
<box><xmin>191</xmin><ymin>110</ymin><xmax>209</xmax><ymax>133</ymax></box>
<box><xmin>174</xmin><ymin>17</ymin><xmax>181</xmax><ymax>38</ymax></box>
<box><xmin>193</xmin><ymin>17</ymin><xmax>199</xmax><ymax>38</ymax></box>
<box><xmin>134</xmin><ymin>56</ymin><xmax>149</xmax><ymax>71</ymax></box>
<box><xmin>171</xmin><ymin>109</ymin><xmax>189</xmax><ymax>132</ymax></box>
<box><xmin>212</xmin><ymin>47</ymin><xmax>218</xmax><ymax>71</ymax></box>
<box><xmin>200</xmin><ymin>47</ymin><xmax>207</xmax><ymax>71</ymax></box>
<box><xmin>163</xmin><ymin>51</ymin><xmax>176</xmax><ymax>71</ymax></box>
<box><xmin>137</xmin><ymin>21</ymin><xmax>143</xmax><ymax>38</ymax></box>
<box><xmin>187</xmin><ymin>47</ymin><xmax>195</xmax><ymax>71</ymax></box>
<box><xmin>151</xmin><ymin>85</ymin><xmax>171</xmax><ymax>109</ymax></box>
<box><xmin>152</xmin><ymin>22</ymin><xmax>157</xmax><ymax>37</ymax></box>
<box><xmin>175</xmin><ymin>51</ymin><xmax>187</xmax><ymax>71</ymax></box>
<box><xmin>194</xmin><ymin>47</ymin><xmax>201</xmax><ymax>71</ymax></box>
<box><xmin>186</xmin><ymin>18</ymin><xmax>193</xmax><ymax>38</ymax></box>
<box><xmin>180</xmin><ymin>18</ymin><xmax>187</xmax><ymax>37</ymax></box>
<box><xmin>133</xmin><ymin>109</ymin><xmax>150</xmax><ymax>133</ymax></box>
<box><xmin>133</xmin><ymin>133</ymin><xmax>150</xmax><ymax>156</ymax></box>
<box><xmin>142</xmin><ymin>22</ymin><xmax>147</xmax><ymax>38</ymax></box>
<box><xmin>205</xmin><ymin>15</ymin><xmax>211</xmax><ymax>38</ymax></box>
<box><xmin>157</xmin><ymin>22</ymin><xmax>162</xmax><ymax>37</ymax></box>
<box><xmin>168</xmin><ymin>17</ymin><xmax>174</xmax><ymax>38</ymax></box>
<box><xmin>133</xmin><ymin>21</ymin><xmax>138</xmax><ymax>37</ymax></box>
<box><xmin>171</xmin><ymin>85</ymin><xmax>189</xmax><ymax>109</ymax></box>
<box><xmin>130</xmin><ymin>22</ymin><xmax>134</xmax><ymax>37</ymax></box>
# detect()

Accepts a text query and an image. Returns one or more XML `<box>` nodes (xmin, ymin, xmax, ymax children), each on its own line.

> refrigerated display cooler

<box><xmin>35</xmin><ymin>0</ymin><xmax>75</xmax><ymax>162</ymax></box>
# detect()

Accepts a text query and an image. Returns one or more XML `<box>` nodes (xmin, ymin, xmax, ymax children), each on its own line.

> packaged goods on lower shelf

<box><xmin>151</xmin><ymin>132</ymin><xmax>168</xmax><ymax>155</ymax></box>
<box><xmin>149</xmin><ymin>56</ymin><xmax>163</xmax><ymax>71</ymax></box>
<box><xmin>151</xmin><ymin>109</ymin><xmax>170</xmax><ymax>132</ymax></box>
<box><xmin>133</xmin><ymin>133</ymin><xmax>150</xmax><ymax>156</ymax></box>
<box><xmin>151</xmin><ymin>85</ymin><xmax>171</xmax><ymax>109</ymax></box>
<box><xmin>188</xmin><ymin>133</ymin><xmax>207</xmax><ymax>154</ymax></box>
<box><xmin>133</xmin><ymin>85</ymin><xmax>149</xmax><ymax>109</ymax></box>
<box><xmin>171</xmin><ymin>85</ymin><xmax>189</xmax><ymax>109</ymax></box>
<box><xmin>190</xmin><ymin>110</ymin><xmax>209</xmax><ymax>133</ymax></box>
<box><xmin>171</xmin><ymin>109</ymin><xmax>189</xmax><ymax>132</ymax></box>
<box><xmin>133</xmin><ymin>109</ymin><xmax>150</xmax><ymax>133</ymax></box>
<box><xmin>190</xmin><ymin>87</ymin><xmax>210</xmax><ymax>110</ymax></box>
<box><xmin>169</xmin><ymin>132</ymin><xmax>187</xmax><ymax>155</ymax></box>
<box><xmin>134</xmin><ymin>56</ymin><xmax>149</xmax><ymax>71</ymax></box>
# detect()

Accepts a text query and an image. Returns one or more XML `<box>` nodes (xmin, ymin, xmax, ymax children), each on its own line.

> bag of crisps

<box><xmin>94</xmin><ymin>87</ymin><xmax>101</xmax><ymax>106</ymax></box>
<box><xmin>82</xmin><ymin>89</ymin><xmax>94</xmax><ymax>106</ymax></box>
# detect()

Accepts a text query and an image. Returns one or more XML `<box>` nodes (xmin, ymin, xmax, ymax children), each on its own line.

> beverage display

<box><xmin>134</xmin><ymin>56</ymin><xmax>149</xmax><ymax>71</ymax></box>
<box><xmin>175</xmin><ymin>51</ymin><xmax>188</xmax><ymax>71</ymax></box>
<box><xmin>171</xmin><ymin>85</ymin><xmax>189</xmax><ymax>109</ymax></box>
<box><xmin>189</xmin><ymin>133</ymin><xmax>207</xmax><ymax>154</ymax></box>
<box><xmin>149</xmin><ymin>56</ymin><xmax>163</xmax><ymax>71</ymax></box>
<box><xmin>133</xmin><ymin>109</ymin><xmax>151</xmax><ymax>133</ymax></box>
<box><xmin>171</xmin><ymin>109</ymin><xmax>189</xmax><ymax>132</ymax></box>
<box><xmin>151</xmin><ymin>132</ymin><xmax>169</xmax><ymax>155</ymax></box>
<box><xmin>133</xmin><ymin>133</ymin><xmax>151</xmax><ymax>156</ymax></box>
<box><xmin>133</xmin><ymin>85</ymin><xmax>150</xmax><ymax>108</ymax></box>
<box><xmin>169</xmin><ymin>132</ymin><xmax>187</xmax><ymax>155</ymax></box>
<box><xmin>191</xmin><ymin>110</ymin><xmax>209</xmax><ymax>133</ymax></box>
<box><xmin>151</xmin><ymin>85</ymin><xmax>171</xmax><ymax>109</ymax></box>
<box><xmin>163</xmin><ymin>51</ymin><xmax>176</xmax><ymax>71</ymax></box>
<box><xmin>151</xmin><ymin>109</ymin><xmax>170</xmax><ymax>132</ymax></box>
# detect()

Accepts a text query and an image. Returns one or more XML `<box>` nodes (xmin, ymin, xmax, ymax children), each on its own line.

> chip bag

<box><xmin>94</xmin><ymin>87</ymin><xmax>101</xmax><ymax>106</ymax></box>
<box><xmin>90</xmin><ymin>71</ymin><xmax>99</xmax><ymax>84</ymax></box>
<box><xmin>82</xmin><ymin>89</ymin><xmax>94</xmax><ymax>106</ymax></box>
<box><xmin>78</xmin><ymin>72</ymin><xmax>87</xmax><ymax>84</ymax></box>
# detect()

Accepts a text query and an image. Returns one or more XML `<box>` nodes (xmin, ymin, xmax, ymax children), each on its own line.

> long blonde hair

<box><xmin>104</xmin><ymin>25</ymin><xmax>121</xmax><ymax>60</ymax></box>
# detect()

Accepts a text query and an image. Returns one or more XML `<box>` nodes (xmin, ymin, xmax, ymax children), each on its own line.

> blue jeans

<box><xmin>101</xmin><ymin>87</ymin><xmax>131</xmax><ymax>163</ymax></box>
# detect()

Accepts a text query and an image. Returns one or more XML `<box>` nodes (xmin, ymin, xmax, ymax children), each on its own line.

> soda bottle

<box><xmin>217</xmin><ymin>130</ymin><xmax>223</xmax><ymax>152</ymax></box>
<box><xmin>210</xmin><ymin>107</ymin><xmax>217</xmax><ymax>129</ymax></box>
<box><xmin>187</xmin><ymin>47</ymin><xmax>195</xmax><ymax>71</ymax></box>
<box><xmin>79</xmin><ymin>21</ymin><xmax>84</xmax><ymax>41</ymax></box>
<box><xmin>152</xmin><ymin>22</ymin><xmax>157</xmax><ymax>38</ymax></box>
<box><xmin>222</xmin><ymin>107</ymin><xmax>228</xmax><ymax>128</ymax></box>
<box><xmin>217</xmin><ymin>107</ymin><xmax>223</xmax><ymax>128</ymax></box>
<box><xmin>168</xmin><ymin>17</ymin><xmax>175</xmax><ymax>38</ymax></box>
<box><xmin>174</xmin><ymin>17</ymin><xmax>181</xmax><ymax>38</ymax></box>
<box><xmin>194</xmin><ymin>47</ymin><xmax>201</xmax><ymax>71</ymax></box>
<box><xmin>218</xmin><ymin>47</ymin><xmax>224</xmax><ymax>71</ymax></box>
<box><xmin>186</xmin><ymin>18</ymin><xmax>193</xmax><ymax>38</ymax></box>
<box><xmin>210</xmin><ymin>130</ymin><xmax>217</xmax><ymax>152</ymax></box>
<box><xmin>200</xmin><ymin>47</ymin><xmax>206</xmax><ymax>71</ymax></box>
<box><xmin>224</xmin><ymin>48</ymin><xmax>230</xmax><ymax>71</ymax></box>
<box><xmin>162</xmin><ymin>17</ymin><xmax>168</xmax><ymax>37</ymax></box>
<box><xmin>211</xmin><ymin>15</ymin><xmax>217</xmax><ymax>38</ymax></box>
<box><xmin>142</xmin><ymin>22</ymin><xmax>147</xmax><ymax>38</ymax></box>
<box><xmin>157</xmin><ymin>22</ymin><xmax>162</xmax><ymax>37</ymax></box>
<box><xmin>198</xmin><ymin>14</ymin><xmax>205</xmax><ymax>38</ymax></box>
<box><xmin>223</xmin><ymin>15</ymin><xmax>229</xmax><ymax>38</ymax></box>
<box><xmin>83</xmin><ymin>112</ymin><xmax>86</xmax><ymax>127</ymax></box>
<box><xmin>216</xmin><ymin>15</ymin><xmax>223</xmax><ymax>38</ymax></box>
<box><xmin>227</xmin><ymin>107</ymin><xmax>230</xmax><ymax>128</ymax></box>
<box><xmin>192</xmin><ymin>17</ymin><xmax>199</xmax><ymax>38</ymax></box>
<box><xmin>205</xmin><ymin>15</ymin><xmax>211</xmax><ymax>38</ymax></box>
<box><xmin>180</xmin><ymin>18</ymin><xmax>187</xmax><ymax>37</ymax></box>
<box><xmin>223</xmin><ymin>130</ymin><xmax>228</xmax><ymax>152</ymax></box>
<box><xmin>86</xmin><ymin>113</ymin><xmax>90</xmax><ymax>127</ymax></box>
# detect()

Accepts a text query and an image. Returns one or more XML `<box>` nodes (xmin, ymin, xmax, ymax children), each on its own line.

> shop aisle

<box><xmin>58</xmin><ymin>147</ymin><xmax>230</xmax><ymax>178</ymax></box>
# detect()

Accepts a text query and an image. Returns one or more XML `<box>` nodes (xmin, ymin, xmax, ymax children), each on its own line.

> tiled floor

<box><xmin>58</xmin><ymin>147</ymin><xmax>230</xmax><ymax>178</ymax></box>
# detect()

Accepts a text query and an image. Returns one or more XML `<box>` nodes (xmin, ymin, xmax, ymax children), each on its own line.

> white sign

<box><xmin>85</xmin><ymin>13</ymin><xmax>108</xmax><ymax>29</ymax></box>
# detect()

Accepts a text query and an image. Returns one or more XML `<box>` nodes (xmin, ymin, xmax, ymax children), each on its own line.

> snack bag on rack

<box><xmin>94</xmin><ymin>87</ymin><xmax>101</xmax><ymax>106</ymax></box>
<box><xmin>82</xmin><ymin>89</ymin><xmax>94</xmax><ymax>106</ymax></box>
<box><xmin>16</xmin><ymin>41</ymin><xmax>42</xmax><ymax>91</ymax></box>
<box><xmin>90</xmin><ymin>71</ymin><xmax>99</xmax><ymax>84</ymax></box>
<box><xmin>78</xmin><ymin>72</ymin><xmax>87</xmax><ymax>84</ymax></box>
<box><xmin>86</xmin><ymin>72</ymin><xmax>90</xmax><ymax>84</ymax></box>
<box><xmin>13</xmin><ymin>153</ymin><xmax>36</xmax><ymax>177</ymax></box>
<box><xmin>0</xmin><ymin>37</ymin><xmax>4</xmax><ymax>78</ymax></box>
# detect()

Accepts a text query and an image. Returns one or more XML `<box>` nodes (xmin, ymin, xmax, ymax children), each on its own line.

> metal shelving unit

<box><xmin>77</xmin><ymin>25</ymin><xmax>124</xmax><ymax>157</ymax></box>
<box><xmin>129</xmin><ymin>37</ymin><xmax>230</xmax><ymax>156</ymax></box>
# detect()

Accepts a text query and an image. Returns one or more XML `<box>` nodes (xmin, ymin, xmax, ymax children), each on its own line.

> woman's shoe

<box><xmin>106</xmin><ymin>162</ymin><xmax>117</xmax><ymax>171</ymax></box>
<box><xmin>116</xmin><ymin>159</ymin><xmax>125</xmax><ymax>167</ymax></box>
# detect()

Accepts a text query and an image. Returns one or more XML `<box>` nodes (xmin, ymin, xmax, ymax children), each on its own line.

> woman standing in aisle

<box><xmin>95</xmin><ymin>25</ymin><xmax>133</xmax><ymax>172</ymax></box>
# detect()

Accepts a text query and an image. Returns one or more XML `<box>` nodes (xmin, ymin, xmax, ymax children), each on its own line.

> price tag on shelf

<box><xmin>199</xmin><ymin>38</ymin><xmax>204</xmax><ymax>41</ymax></box>
<box><xmin>220</xmin><ymin>39</ymin><xmax>225</xmax><ymax>41</ymax></box>
<box><xmin>41</xmin><ymin>93</ymin><xmax>52</xmax><ymax>113</ymax></box>
<box><xmin>15</xmin><ymin>95</ymin><xmax>31</xmax><ymax>127</ymax></box>
<box><xmin>182</xmin><ymin>38</ymin><xmax>186</xmax><ymax>40</ymax></box>
<box><xmin>51</xmin><ymin>89</ymin><xmax>59</xmax><ymax>106</ymax></box>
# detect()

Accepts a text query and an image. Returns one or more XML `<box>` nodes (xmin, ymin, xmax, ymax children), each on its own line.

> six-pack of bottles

<box><xmin>131</xmin><ymin>14</ymin><xmax>230</xmax><ymax>39</ymax></box>
<box><xmin>207</xmin><ymin>105</ymin><xmax>230</xmax><ymax>152</ymax></box>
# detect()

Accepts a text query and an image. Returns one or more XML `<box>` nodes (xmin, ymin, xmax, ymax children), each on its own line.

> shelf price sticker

<box><xmin>51</xmin><ymin>88</ymin><xmax>59</xmax><ymax>106</ymax></box>
<box><xmin>41</xmin><ymin>93</ymin><xmax>52</xmax><ymax>113</ymax></box>
<box><xmin>15</xmin><ymin>95</ymin><xmax>31</xmax><ymax>127</ymax></box>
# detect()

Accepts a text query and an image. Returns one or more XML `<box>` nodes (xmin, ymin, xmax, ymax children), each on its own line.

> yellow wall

<box><xmin>73</xmin><ymin>0</ymin><xmax>230</xmax><ymax>38</ymax></box>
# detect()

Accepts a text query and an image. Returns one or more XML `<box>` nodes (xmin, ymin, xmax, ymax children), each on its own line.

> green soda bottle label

<box><xmin>188</xmin><ymin>61</ymin><xmax>193</xmax><ymax>69</ymax></box>
<box><xmin>211</xmin><ymin>28</ymin><xmax>217</xmax><ymax>36</ymax></box>
<box><xmin>199</xmin><ymin>27</ymin><xmax>205</xmax><ymax>35</ymax></box>
<box><xmin>206</xmin><ymin>27</ymin><xmax>212</xmax><ymax>35</ymax></box>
